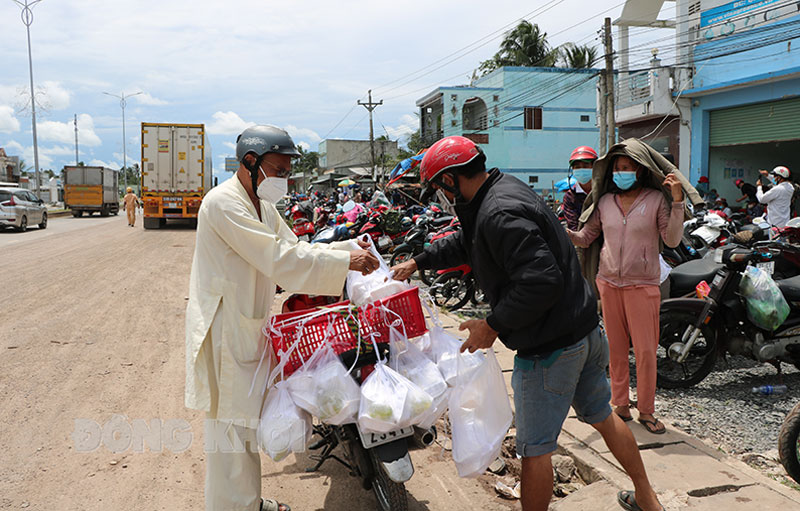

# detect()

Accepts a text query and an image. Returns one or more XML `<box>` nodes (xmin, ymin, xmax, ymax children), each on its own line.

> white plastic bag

<box><xmin>449</xmin><ymin>348</ymin><xmax>513</xmax><ymax>478</ymax></box>
<box><xmin>286</xmin><ymin>344</ymin><xmax>361</xmax><ymax>425</ymax></box>
<box><xmin>258</xmin><ymin>380</ymin><xmax>312</xmax><ymax>462</ymax></box>
<box><xmin>346</xmin><ymin>236</ymin><xmax>409</xmax><ymax>306</ymax></box>
<box><xmin>390</xmin><ymin>327</ymin><xmax>448</xmax><ymax>401</ymax></box>
<box><xmin>429</xmin><ymin>326</ymin><xmax>484</xmax><ymax>387</ymax></box>
<box><xmin>358</xmin><ymin>361</ymin><xmax>433</xmax><ymax>433</ymax></box>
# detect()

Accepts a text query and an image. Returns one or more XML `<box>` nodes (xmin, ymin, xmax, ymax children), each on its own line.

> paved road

<box><xmin>0</xmin><ymin>215</ymin><xmax>507</xmax><ymax>510</ymax></box>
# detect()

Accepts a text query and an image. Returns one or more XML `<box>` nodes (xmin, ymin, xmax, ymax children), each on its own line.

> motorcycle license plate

<box><xmin>357</xmin><ymin>425</ymin><xmax>414</xmax><ymax>449</ymax></box>
<box><xmin>378</xmin><ymin>236</ymin><xmax>392</xmax><ymax>249</ymax></box>
<box><xmin>299</xmin><ymin>234</ymin><xmax>310</xmax><ymax>242</ymax></box>
<box><xmin>757</xmin><ymin>261</ymin><xmax>775</xmax><ymax>275</ymax></box>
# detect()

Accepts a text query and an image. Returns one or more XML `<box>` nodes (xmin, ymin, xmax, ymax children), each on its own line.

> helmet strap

<box><xmin>432</xmin><ymin>172</ymin><xmax>465</xmax><ymax>203</ymax></box>
<box><xmin>245</xmin><ymin>154</ymin><xmax>265</xmax><ymax>195</ymax></box>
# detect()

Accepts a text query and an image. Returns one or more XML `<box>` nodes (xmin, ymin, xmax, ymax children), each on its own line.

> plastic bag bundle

<box><xmin>428</xmin><ymin>326</ymin><xmax>484</xmax><ymax>387</ymax></box>
<box><xmin>358</xmin><ymin>361</ymin><xmax>433</xmax><ymax>433</ymax></box>
<box><xmin>390</xmin><ymin>331</ymin><xmax>448</xmax><ymax>401</ymax></box>
<box><xmin>286</xmin><ymin>344</ymin><xmax>361</xmax><ymax>425</ymax></box>
<box><xmin>416</xmin><ymin>387</ymin><xmax>451</xmax><ymax>430</ymax></box>
<box><xmin>739</xmin><ymin>265</ymin><xmax>790</xmax><ymax>331</ymax></box>
<box><xmin>258</xmin><ymin>381</ymin><xmax>312</xmax><ymax>461</ymax></box>
<box><xmin>449</xmin><ymin>349</ymin><xmax>513</xmax><ymax>478</ymax></box>
<box><xmin>346</xmin><ymin>237</ymin><xmax>409</xmax><ymax>306</ymax></box>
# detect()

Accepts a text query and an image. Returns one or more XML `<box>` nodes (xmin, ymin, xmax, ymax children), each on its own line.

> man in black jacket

<box><xmin>391</xmin><ymin>136</ymin><xmax>662</xmax><ymax>511</ymax></box>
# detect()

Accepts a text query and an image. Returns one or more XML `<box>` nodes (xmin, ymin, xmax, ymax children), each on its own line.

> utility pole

<box><xmin>103</xmin><ymin>91</ymin><xmax>142</xmax><ymax>192</ymax></box>
<box><xmin>14</xmin><ymin>0</ymin><xmax>43</xmax><ymax>197</ymax></box>
<box><xmin>598</xmin><ymin>57</ymin><xmax>607</xmax><ymax>155</ymax></box>
<box><xmin>604</xmin><ymin>17</ymin><xmax>616</xmax><ymax>152</ymax></box>
<box><xmin>73</xmin><ymin>114</ymin><xmax>79</xmax><ymax>165</ymax></box>
<box><xmin>358</xmin><ymin>90</ymin><xmax>382</xmax><ymax>185</ymax></box>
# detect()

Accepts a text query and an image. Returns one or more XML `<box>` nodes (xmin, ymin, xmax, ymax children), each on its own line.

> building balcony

<box><xmin>615</xmin><ymin>65</ymin><xmax>690</xmax><ymax>124</ymax></box>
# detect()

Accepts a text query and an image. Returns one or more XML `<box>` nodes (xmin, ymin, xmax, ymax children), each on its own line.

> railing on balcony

<box><xmin>615</xmin><ymin>70</ymin><xmax>652</xmax><ymax>109</ymax></box>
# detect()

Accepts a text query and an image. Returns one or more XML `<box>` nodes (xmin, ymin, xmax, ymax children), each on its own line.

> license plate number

<box><xmin>757</xmin><ymin>261</ymin><xmax>775</xmax><ymax>275</ymax></box>
<box><xmin>357</xmin><ymin>425</ymin><xmax>414</xmax><ymax>449</ymax></box>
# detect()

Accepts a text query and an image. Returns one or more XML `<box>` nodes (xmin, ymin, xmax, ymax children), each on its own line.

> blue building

<box><xmin>682</xmin><ymin>0</ymin><xmax>800</xmax><ymax>202</ymax></box>
<box><xmin>416</xmin><ymin>66</ymin><xmax>600</xmax><ymax>194</ymax></box>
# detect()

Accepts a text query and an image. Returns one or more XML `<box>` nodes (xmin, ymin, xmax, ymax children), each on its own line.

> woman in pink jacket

<box><xmin>567</xmin><ymin>155</ymin><xmax>684</xmax><ymax>435</ymax></box>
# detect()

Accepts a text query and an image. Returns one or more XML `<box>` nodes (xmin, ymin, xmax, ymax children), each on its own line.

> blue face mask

<box><xmin>613</xmin><ymin>171</ymin><xmax>638</xmax><ymax>190</ymax></box>
<box><xmin>572</xmin><ymin>168</ymin><xmax>593</xmax><ymax>184</ymax></box>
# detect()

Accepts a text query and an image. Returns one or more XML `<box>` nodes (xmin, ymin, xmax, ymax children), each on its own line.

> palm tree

<box><xmin>478</xmin><ymin>21</ymin><xmax>558</xmax><ymax>75</ymax></box>
<box><xmin>559</xmin><ymin>43</ymin><xmax>599</xmax><ymax>69</ymax></box>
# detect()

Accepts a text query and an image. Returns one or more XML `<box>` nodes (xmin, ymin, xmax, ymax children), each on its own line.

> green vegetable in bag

<box><xmin>739</xmin><ymin>266</ymin><xmax>789</xmax><ymax>331</ymax></box>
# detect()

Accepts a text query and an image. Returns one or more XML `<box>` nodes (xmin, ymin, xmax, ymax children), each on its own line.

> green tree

<box><xmin>478</xmin><ymin>21</ymin><xmax>558</xmax><ymax>75</ymax></box>
<box><xmin>293</xmin><ymin>146</ymin><xmax>319</xmax><ymax>176</ymax></box>
<box><xmin>558</xmin><ymin>43</ymin><xmax>599</xmax><ymax>69</ymax></box>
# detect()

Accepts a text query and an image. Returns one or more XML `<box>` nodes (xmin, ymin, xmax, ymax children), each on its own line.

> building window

<box><xmin>524</xmin><ymin>107</ymin><xmax>543</xmax><ymax>130</ymax></box>
<box><xmin>451</xmin><ymin>94</ymin><xmax>458</xmax><ymax>101</ymax></box>
<box><xmin>493</xmin><ymin>95</ymin><xmax>499</xmax><ymax>102</ymax></box>
<box><xmin>463</xmin><ymin>97</ymin><xmax>488</xmax><ymax>131</ymax></box>
<box><xmin>580</xmin><ymin>115</ymin><xmax>590</xmax><ymax>122</ymax></box>
<box><xmin>528</xmin><ymin>176</ymin><xmax>538</xmax><ymax>184</ymax></box>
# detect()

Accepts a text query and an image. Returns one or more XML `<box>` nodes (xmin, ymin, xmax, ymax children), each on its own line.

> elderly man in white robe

<box><xmin>185</xmin><ymin>125</ymin><xmax>380</xmax><ymax>511</ymax></box>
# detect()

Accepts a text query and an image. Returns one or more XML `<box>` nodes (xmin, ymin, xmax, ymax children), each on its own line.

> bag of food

<box><xmin>345</xmin><ymin>236</ymin><xmax>409</xmax><ymax>306</ymax></box>
<box><xmin>390</xmin><ymin>327</ymin><xmax>448</xmax><ymax>401</ymax></box>
<box><xmin>358</xmin><ymin>359</ymin><xmax>433</xmax><ymax>433</ymax></box>
<box><xmin>428</xmin><ymin>326</ymin><xmax>484</xmax><ymax>387</ymax></box>
<box><xmin>258</xmin><ymin>380</ymin><xmax>311</xmax><ymax>461</ymax></box>
<box><xmin>449</xmin><ymin>348</ymin><xmax>513</xmax><ymax>478</ymax></box>
<box><xmin>286</xmin><ymin>343</ymin><xmax>361</xmax><ymax>425</ymax></box>
<box><xmin>739</xmin><ymin>265</ymin><xmax>790</xmax><ymax>331</ymax></box>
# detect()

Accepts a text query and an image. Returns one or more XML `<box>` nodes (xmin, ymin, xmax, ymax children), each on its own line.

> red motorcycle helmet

<box><xmin>420</xmin><ymin>136</ymin><xmax>486</xmax><ymax>201</ymax></box>
<box><xmin>568</xmin><ymin>146</ymin><xmax>598</xmax><ymax>166</ymax></box>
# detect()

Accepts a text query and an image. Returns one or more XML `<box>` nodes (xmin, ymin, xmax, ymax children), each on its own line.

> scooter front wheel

<box><xmin>370</xmin><ymin>449</ymin><xmax>408</xmax><ymax>511</ymax></box>
<box><xmin>779</xmin><ymin>401</ymin><xmax>800</xmax><ymax>484</ymax></box>
<box><xmin>430</xmin><ymin>271</ymin><xmax>472</xmax><ymax>311</ymax></box>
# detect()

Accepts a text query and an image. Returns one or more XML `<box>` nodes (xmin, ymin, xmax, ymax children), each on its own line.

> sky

<box><xmin>0</xmin><ymin>0</ymin><xmax>674</xmax><ymax>184</ymax></box>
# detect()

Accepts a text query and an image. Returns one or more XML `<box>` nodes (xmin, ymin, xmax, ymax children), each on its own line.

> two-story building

<box><xmin>416</xmin><ymin>66</ymin><xmax>600</xmax><ymax>193</ymax></box>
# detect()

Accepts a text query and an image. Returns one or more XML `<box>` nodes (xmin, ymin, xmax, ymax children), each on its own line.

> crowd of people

<box><xmin>184</xmin><ymin>122</ymin><xmax>795</xmax><ymax>511</ymax></box>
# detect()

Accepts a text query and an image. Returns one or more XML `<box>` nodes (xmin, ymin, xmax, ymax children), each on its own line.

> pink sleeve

<box><xmin>568</xmin><ymin>207</ymin><xmax>602</xmax><ymax>248</ymax></box>
<box><xmin>658</xmin><ymin>195</ymin><xmax>684</xmax><ymax>248</ymax></box>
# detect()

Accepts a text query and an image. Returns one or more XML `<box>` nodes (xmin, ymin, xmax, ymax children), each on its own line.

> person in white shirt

<box><xmin>185</xmin><ymin>125</ymin><xmax>379</xmax><ymax>511</ymax></box>
<box><xmin>757</xmin><ymin>166</ymin><xmax>794</xmax><ymax>228</ymax></box>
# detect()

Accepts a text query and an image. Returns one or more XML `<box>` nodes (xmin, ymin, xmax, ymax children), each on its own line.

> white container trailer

<box><xmin>140</xmin><ymin>123</ymin><xmax>212</xmax><ymax>229</ymax></box>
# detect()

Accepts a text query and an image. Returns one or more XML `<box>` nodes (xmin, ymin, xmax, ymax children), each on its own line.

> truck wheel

<box><xmin>143</xmin><ymin>217</ymin><xmax>161</xmax><ymax>230</ymax></box>
<box><xmin>100</xmin><ymin>208</ymin><xmax>109</xmax><ymax>217</ymax></box>
<box><xmin>72</xmin><ymin>210</ymin><xmax>81</xmax><ymax>218</ymax></box>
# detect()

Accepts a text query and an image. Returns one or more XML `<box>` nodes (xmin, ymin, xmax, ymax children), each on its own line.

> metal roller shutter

<box><xmin>709</xmin><ymin>96</ymin><xmax>800</xmax><ymax>147</ymax></box>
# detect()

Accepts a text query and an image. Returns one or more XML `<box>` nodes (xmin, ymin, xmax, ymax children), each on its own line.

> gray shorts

<box><xmin>510</xmin><ymin>327</ymin><xmax>612</xmax><ymax>457</ymax></box>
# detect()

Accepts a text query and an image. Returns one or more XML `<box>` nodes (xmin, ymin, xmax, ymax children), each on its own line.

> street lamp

<box><xmin>12</xmin><ymin>0</ymin><xmax>43</xmax><ymax>198</ymax></box>
<box><xmin>103</xmin><ymin>91</ymin><xmax>142</xmax><ymax>192</ymax></box>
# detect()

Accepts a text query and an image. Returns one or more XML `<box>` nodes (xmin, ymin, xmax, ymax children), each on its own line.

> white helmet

<box><xmin>772</xmin><ymin>166</ymin><xmax>791</xmax><ymax>179</ymax></box>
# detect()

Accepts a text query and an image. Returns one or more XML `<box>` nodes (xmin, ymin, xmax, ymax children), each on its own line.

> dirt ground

<box><xmin>0</xmin><ymin>215</ymin><xmax>515</xmax><ymax>510</ymax></box>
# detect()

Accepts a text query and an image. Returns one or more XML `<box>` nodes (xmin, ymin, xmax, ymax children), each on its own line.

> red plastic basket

<box><xmin>266</xmin><ymin>287</ymin><xmax>427</xmax><ymax>376</ymax></box>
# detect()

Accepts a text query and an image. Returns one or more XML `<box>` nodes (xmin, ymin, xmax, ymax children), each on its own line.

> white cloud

<box><xmin>134</xmin><ymin>92</ymin><xmax>168</xmax><ymax>106</ymax></box>
<box><xmin>38</xmin><ymin>114</ymin><xmax>102</xmax><ymax>146</ymax></box>
<box><xmin>384</xmin><ymin>114</ymin><xmax>418</xmax><ymax>141</ymax></box>
<box><xmin>4</xmin><ymin>141</ymin><xmax>54</xmax><ymax>168</ymax></box>
<box><xmin>297</xmin><ymin>141</ymin><xmax>311</xmax><ymax>151</ymax></box>
<box><xmin>0</xmin><ymin>85</ymin><xmax>22</xmax><ymax>105</ymax></box>
<box><xmin>3</xmin><ymin>140</ymin><xmax>24</xmax><ymax>154</ymax></box>
<box><xmin>43</xmin><ymin>145</ymin><xmax>78</xmax><ymax>156</ymax></box>
<box><xmin>223</xmin><ymin>141</ymin><xmax>237</xmax><ymax>151</ymax></box>
<box><xmin>0</xmin><ymin>106</ymin><xmax>21</xmax><ymax>133</ymax></box>
<box><xmin>41</xmin><ymin>81</ymin><xmax>71</xmax><ymax>110</ymax></box>
<box><xmin>89</xmin><ymin>158</ymin><xmax>122</xmax><ymax>169</ymax></box>
<box><xmin>285</xmin><ymin>125</ymin><xmax>321</xmax><ymax>144</ymax></box>
<box><xmin>206</xmin><ymin>111</ymin><xmax>254</xmax><ymax>135</ymax></box>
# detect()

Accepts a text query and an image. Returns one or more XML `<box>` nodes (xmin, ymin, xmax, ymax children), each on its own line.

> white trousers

<box><xmin>203</xmin><ymin>310</ymin><xmax>262</xmax><ymax>511</ymax></box>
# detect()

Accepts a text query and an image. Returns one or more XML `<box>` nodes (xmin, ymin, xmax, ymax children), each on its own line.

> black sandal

<box><xmin>617</xmin><ymin>490</ymin><xmax>664</xmax><ymax>511</ymax></box>
<box><xmin>638</xmin><ymin>417</ymin><xmax>666</xmax><ymax>435</ymax></box>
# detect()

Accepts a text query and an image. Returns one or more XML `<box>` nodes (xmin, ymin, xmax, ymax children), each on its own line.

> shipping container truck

<box><xmin>140</xmin><ymin>123</ymin><xmax>212</xmax><ymax>229</ymax></box>
<box><xmin>63</xmin><ymin>166</ymin><xmax>120</xmax><ymax>217</ymax></box>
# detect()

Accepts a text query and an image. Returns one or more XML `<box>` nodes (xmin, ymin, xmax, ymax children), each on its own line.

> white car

<box><xmin>0</xmin><ymin>187</ymin><xmax>47</xmax><ymax>232</ymax></box>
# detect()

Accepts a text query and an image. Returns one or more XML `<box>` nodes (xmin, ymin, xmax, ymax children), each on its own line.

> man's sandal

<box><xmin>638</xmin><ymin>417</ymin><xmax>666</xmax><ymax>435</ymax></box>
<box><xmin>617</xmin><ymin>490</ymin><xmax>665</xmax><ymax>511</ymax></box>
<box><xmin>261</xmin><ymin>498</ymin><xmax>291</xmax><ymax>511</ymax></box>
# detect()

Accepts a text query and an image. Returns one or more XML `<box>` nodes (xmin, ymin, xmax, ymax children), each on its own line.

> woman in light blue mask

<box><xmin>562</xmin><ymin>146</ymin><xmax>598</xmax><ymax>231</ymax></box>
<box><xmin>567</xmin><ymin>153</ymin><xmax>685</xmax><ymax>436</ymax></box>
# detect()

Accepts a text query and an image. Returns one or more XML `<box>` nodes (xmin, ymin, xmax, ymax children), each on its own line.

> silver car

<box><xmin>0</xmin><ymin>187</ymin><xmax>47</xmax><ymax>232</ymax></box>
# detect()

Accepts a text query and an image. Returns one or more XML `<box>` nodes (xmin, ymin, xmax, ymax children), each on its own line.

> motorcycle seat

<box><xmin>778</xmin><ymin>274</ymin><xmax>800</xmax><ymax>302</ymax></box>
<box><xmin>669</xmin><ymin>257</ymin><xmax>723</xmax><ymax>296</ymax></box>
<box><xmin>430</xmin><ymin>216</ymin><xmax>453</xmax><ymax>228</ymax></box>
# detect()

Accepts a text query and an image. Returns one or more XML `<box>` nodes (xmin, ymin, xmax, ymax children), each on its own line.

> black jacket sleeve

<box><xmin>413</xmin><ymin>229</ymin><xmax>468</xmax><ymax>270</ymax></box>
<box><xmin>484</xmin><ymin>211</ymin><xmax>564</xmax><ymax>334</ymax></box>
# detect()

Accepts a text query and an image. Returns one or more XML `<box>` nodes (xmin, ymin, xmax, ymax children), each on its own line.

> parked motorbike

<box><xmin>424</xmin><ymin>222</ymin><xmax>486</xmax><ymax>311</ymax></box>
<box><xmin>279</xmin><ymin>294</ymin><xmax>432</xmax><ymax>511</ymax></box>
<box><xmin>390</xmin><ymin>215</ymin><xmax>454</xmax><ymax>285</ymax></box>
<box><xmin>779</xmin><ymin>400</ymin><xmax>800</xmax><ymax>484</ymax></box>
<box><xmin>658</xmin><ymin>245</ymin><xmax>800</xmax><ymax>389</ymax></box>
